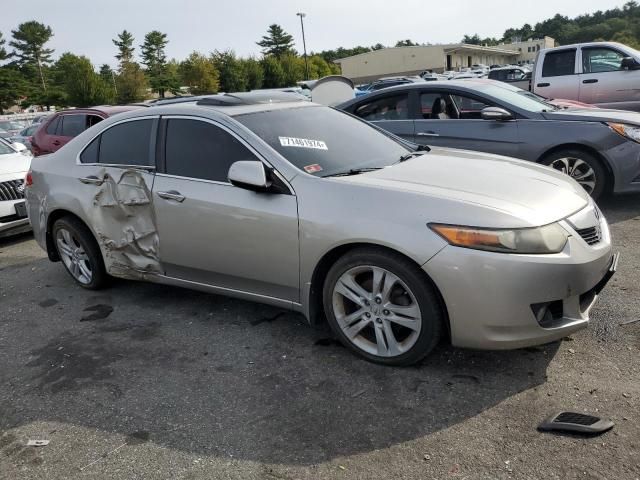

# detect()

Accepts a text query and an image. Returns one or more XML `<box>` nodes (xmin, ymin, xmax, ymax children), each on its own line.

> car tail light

<box><xmin>25</xmin><ymin>170</ymin><xmax>33</xmax><ymax>187</ymax></box>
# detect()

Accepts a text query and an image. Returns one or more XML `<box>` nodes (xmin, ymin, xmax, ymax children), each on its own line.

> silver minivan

<box><xmin>532</xmin><ymin>41</ymin><xmax>640</xmax><ymax>111</ymax></box>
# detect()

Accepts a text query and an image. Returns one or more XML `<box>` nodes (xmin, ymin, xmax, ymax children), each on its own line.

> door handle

<box><xmin>417</xmin><ymin>132</ymin><xmax>440</xmax><ymax>137</ymax></box>
<box><xmin>537</xmin><ymin>82</ymin><xmax>550</xmax><ymax>87</ymax></box>
<box><xmin>582</xmin><ymin>79</ymin><xmax>598</xmax><ymax>84</ymax></box>
<box><xmin>52</xmin><ymin>140</ymin><xmax>61</xmax><ymax>146</ymax></box>
<box><xmin>78</xmin><ymin>175</ymin><xmax>103</xmax><ymax>185</ymax></box>
<box><xmin>157</xmin><ymin>190</ymin><xmax>185</xmax><ymax>203</ymax></box>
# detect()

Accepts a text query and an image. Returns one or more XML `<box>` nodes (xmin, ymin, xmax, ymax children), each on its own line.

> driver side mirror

<box><xmin>621</xmin><ymin>56</ymin><xmax>640</xmax><ymax>70</ymax></box>
<box><xmin>228</xmin><ymin>160</ymin><xmax>271</xmax><ymax>192</ymax></box>
<box><xmin>481</xmin><ymin>106</ymin><xmax>513</xmax><ymax>121</ymax></box>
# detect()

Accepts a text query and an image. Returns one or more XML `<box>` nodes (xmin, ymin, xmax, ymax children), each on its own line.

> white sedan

<box><xmin>0</xmin><ymin>138</ymin><xmax>32</xmax><ymax>238</ymax></box>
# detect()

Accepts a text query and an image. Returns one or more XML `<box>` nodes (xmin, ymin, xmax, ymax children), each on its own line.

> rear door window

<box><xmin>45</xmin><ymin>117</ymin><xmax>61</xmax><ymax>135</ymax></box>
<box><xmin>60</xmin><ymin>115</ymin><xmax>88</xmax><ymax>137</ymax></box>
<box><xmin>164</xmin><ymin>119</ymin><xmax>257</xmax><ymax>182</ymax></box>
<box><xmin>542</xmin><ymin>50</ymin><xmax>577</xmax><ymax>77</ymax></box>
<box><xmin>79</xmin><ymin>119</ymin><xmax>154</xmax><ymax>166</ymax></box>
<box><xmin>354</xmin><ymin>94</ymin><xmax>410</xmax><ymax>121</ymax></box>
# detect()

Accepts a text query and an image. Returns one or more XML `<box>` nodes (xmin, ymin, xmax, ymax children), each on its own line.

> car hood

<box><xmin>335</xmin><ymin>147</ymin><xmax>589</xmax><ymax>227</ymax></box>
<box><xmin>0</xmin><ymin>152</ymin><xmax>31</xmax><ymax>180</ymax></box>
<box><xmin>542</xmin><ymin>107</ymin><xmax>640</xmax><ymax>126</ymax></box>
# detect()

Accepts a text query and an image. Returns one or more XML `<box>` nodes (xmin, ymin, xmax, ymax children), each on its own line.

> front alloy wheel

<box><xmin>548</xmin><ymin>157</ymin><xmax>596</xmax><ymax>195</ymax></box>
<box><xmin>323</xmin><ymin>248</ymin><xmax>443</xmax><ymax>366</ymax></box>
<box><xmin>332</xmin><ymin>265</ymin><xmax>422</xmax><ymax>357</ymax></box>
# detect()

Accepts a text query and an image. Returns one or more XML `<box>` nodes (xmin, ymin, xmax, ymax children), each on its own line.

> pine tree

<box><xmin>9</xmin><ymin>21</ymin><xmax>54</xmax><ymax>91</ymax></box>
<box><xmin>141</xmin><ymin>31</ymin><xmax>172</xmax><ymax>97</ymax></box>
<box><xmin>113</xmin><ymin>30</ymin><xmax>134</xmax><ymax>64</ymax></box>
<box><xmin>257</xmin><ymin>24</ymin><xmax>295</xmax><ymax>57</ymax></box>
<box><xmin>0</xmin><ymin>32</ymin><xmax>7</xmax><ymax>61</ymax></box>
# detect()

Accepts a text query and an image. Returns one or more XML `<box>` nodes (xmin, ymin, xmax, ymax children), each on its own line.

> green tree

<box><xmin>0</xmin><ymin>67</ymin><xmax>27</xmax><ymax>113</ymax></box>
<box><xmin>307</xmin><ymin>55</ymin><xmax>333</xmax><ymax>79</ymax></box>
<box><xmin>211</xmin><ymin>50</ymin><xmax>246</xmax><ymax>92</ymax></box>
<box><xmin>52</xmin><ymin>53</ymin><xmax>114</xmax><ymax>107</ymax></box>
<box><xmin>179</xmin><ymin>52</ymin><xmax>219</xmax><ymax>94</ymax></box>
<box><xmin>261</xmin><ymin>56</ymin><xmax>285</xmax><ymax>88</ymax></box>
<box><xmin>99</xmin><ymin>64</ymin><xmax>114</xmax><ymax>82</ymax></box>
<box><xmin>9</xmin><ymin>21</ymin><xmax>54</xmax><ymax>92</ymax></box>
<box><xmin>257</xmin><ymin>24</ymin><xmax>295</xmax><ymax>57</ymax></box>
<box><xmin>116</xmin><ymin>61</ymin><xmax>148</xmax><ymax>103</ymax></box>
<box><xmin>242</xmin><ymin>57</ymin><xmax>264</xmax><ymax>90</ymax></box>
<box><xmin>395</xmin><ymin>39</ymin><xmax>418</xmax><ymax>47</ymax></box>
<box><xmin>113</xmin><ymin>30</ymin><xmax>134</xmax><ymax>64</ymax></box>
<box><xmin>371</xmin><ymin>43</ymin><xmax>385</xmax><ymax>50</ymax></box>
<box><xmin>0</xmin><ymin>32</ymin><xmax>7</xmax><ymax>60</ymax></box>
<box><xmin>279</xmin><ymin>53</ymin><xmax>304</xmax><ymax>86</ymax></box>
<box><xmin>141</xmin><ymin>30</ymin><xmax>173</xmax><ymax>97</ymax></box>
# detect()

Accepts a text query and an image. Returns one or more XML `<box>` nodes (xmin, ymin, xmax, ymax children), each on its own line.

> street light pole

<box><xmin>296</xmin><ymin>12</ymin><xmax>309</xmax><ymax>80</ymax></box>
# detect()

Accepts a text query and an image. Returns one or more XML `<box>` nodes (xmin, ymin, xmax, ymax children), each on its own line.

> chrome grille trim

<box><xmin>0</xmin><ymin>180</ymin><xmax>25</xmax><ymax>201</ymax></box>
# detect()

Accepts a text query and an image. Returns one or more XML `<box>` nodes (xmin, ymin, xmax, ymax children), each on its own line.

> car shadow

<box><xmin>599</xmin><ymin>193</ymin><xmax>640</xmax><ymax>224</ymax></box>
<box><xmin>2</xmin><ymin>263</ymin><xmax>559</xmax><ymax>466</ymax></box>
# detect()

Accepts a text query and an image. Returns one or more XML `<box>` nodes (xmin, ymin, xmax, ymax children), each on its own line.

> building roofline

<box><xmin>334</xmin><ymin>43</ymin><xmax>522</xmax><ymax>63</ymax></box>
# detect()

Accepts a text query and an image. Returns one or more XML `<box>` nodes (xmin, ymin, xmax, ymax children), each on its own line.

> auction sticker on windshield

<box><xmin>279</xmin><ymin>137</ymin><xmax>328</xmax><ymax>150</ymax></box>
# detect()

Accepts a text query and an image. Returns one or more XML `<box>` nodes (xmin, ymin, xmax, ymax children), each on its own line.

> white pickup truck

<box><xmin>532</xmin><ymin>41</ymin><xmax>640</xmax><ymax>111</ymax></box>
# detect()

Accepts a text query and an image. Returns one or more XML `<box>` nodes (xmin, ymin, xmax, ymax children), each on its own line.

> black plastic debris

<box><xmin>538</xmin><ymin>411</ymin><xmax>614</xmax><ymax>435</ymax></box>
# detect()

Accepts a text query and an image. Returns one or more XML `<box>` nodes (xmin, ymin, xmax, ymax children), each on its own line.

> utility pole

<box><xmin>296</xmin><ymin>12</ymin><xmax>309</xmax><ymax>80</ymax></box>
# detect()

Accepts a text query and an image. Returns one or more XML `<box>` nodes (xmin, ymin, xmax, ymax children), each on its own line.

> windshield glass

<box><xmin>0</xmin><ymin>120</ymin><xmax>24</xmax><ymax>130</ymax></box>
<box><xmin>479</xmin><ymin>84</ymin><xmax>556</xmax><ymax>112</ymax></box>
<box><xmin>235</xmin><ymin>106</ymin><xmax>410</xmax><ymax>177</ymax></box>
<box><xmin>0</xmin><ymin>140</ymin><xmax>15</xmax><ymax>155</ymax></box>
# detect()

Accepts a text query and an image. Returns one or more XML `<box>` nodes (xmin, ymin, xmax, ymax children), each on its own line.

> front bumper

<box><xmin>424</xmin><ymin>226</ymin><xmax>616</xmax><ymax>350</ymax></box>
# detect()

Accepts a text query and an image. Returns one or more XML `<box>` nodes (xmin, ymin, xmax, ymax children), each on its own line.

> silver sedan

<box><xmin>24</xmin><ymin>93</ymin><xmax>617</xmax><ymax>365</ymax></box>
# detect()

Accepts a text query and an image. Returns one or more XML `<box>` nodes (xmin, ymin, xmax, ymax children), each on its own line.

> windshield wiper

<box><xmin>324</xmin><ymin>167</ymin><xmax>385</xmax><ymax>177</ymax></box>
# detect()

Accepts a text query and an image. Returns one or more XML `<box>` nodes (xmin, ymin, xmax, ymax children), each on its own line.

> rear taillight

<box><xmin>25</xmin><ymin>170</ymin><xmax>33</xmax><ymax>187</ymax></box>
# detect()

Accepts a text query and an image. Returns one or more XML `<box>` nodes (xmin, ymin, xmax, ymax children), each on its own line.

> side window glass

<box><xmin>451</xmin><ymin>95</ymin><xmax>490</xmax><ymax>120</ymax></box>
<box><xmin>542</xmin><ymin>50</ymin><xmax>576</xmax><ymax>77</ymax></box>
<box><xmin>419</xmin><ymin>93</ymin><xmax>441</xmax><ymax>119</ymax></box>
<box><xmin>88</xmin><ymin>115</ymin><xmax>104</xmax><ymax>128</ymax></box>
<box><xmin>46</xmin><ymin>116</ymin><xmax>61</xmax><ymax>135</ymax></box>
<box><xmin>354</xmin><ymin>94</ymin><xmax>409</xmax><ymax>121</ymax></box>
<box><xmin>79</xmin><ymin>136</ymin><xmax>100</xmax><ymax>163</ymax></box>
<box><xmin>165</xmin><ymin>119</ymin><xmax>257</xmax><ymax>182</ymax></box>
<box><xmin>60</xmin><ymin>115</ymin><xmax>88</xmax><ymax>137</ymax></box>
<box><xmin>583</xmin><ymin>48</ymin><xmax>625</xmax><ymax>73</ymax></box>
<box><xmin>98</xmin><ymin>119</ymin><xmax>153</xmax><ymax>166</ymax></box>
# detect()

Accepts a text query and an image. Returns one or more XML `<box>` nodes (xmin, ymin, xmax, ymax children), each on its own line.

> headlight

<box><xmin>608</xmin><ymin>122</ymin><xmax>640</xmax><ymax>143</ymax></box>
<box><xmin>429</xmin><ymin>223</ymin><xmax>568</xmax><ymax>254</ymax></box>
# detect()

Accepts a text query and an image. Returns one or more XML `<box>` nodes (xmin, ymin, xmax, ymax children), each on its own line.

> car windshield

<box><xmin>479</xmin><ymin>84</ymin><xmax>558</xmax><ymax>112</ymax></box>
<box><xmin>235</xmin><ymin>106</ymin><xmax>411</xmax><ymax>177</ymax></box>
<box><xmin>0</xmin><ymin>120</ymin><xmax>24</xmax><ymax>130</ymax></box>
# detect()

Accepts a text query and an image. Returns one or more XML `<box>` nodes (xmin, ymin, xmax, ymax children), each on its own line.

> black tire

<box><xmin>52</xmin><ymin>216</ymin><xmax>109</xmax><ymax>290</ymax></box>
<box><xmin>322</xmin><ymin>247</ymin><xmax>444</xmax><ymax>366</ymax></box>
<box><xmin>540</xmin><ymin>149</ymin><xmax>608</xmax><ymax>200</ymax></box>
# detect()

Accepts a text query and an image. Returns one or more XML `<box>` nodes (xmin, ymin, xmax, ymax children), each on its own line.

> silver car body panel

<box><xmin>26</xmin><ymin>103</ymin><xmax>614</xmax><ymax>350</ymax></box>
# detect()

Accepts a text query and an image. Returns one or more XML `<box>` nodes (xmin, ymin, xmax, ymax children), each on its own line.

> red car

<box><xmin>31</xmin><ymin>106</ymin><xmax>144</xmax><ymax>156</ymax></box>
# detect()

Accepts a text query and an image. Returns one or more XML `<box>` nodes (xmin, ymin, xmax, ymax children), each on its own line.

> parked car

<box><xmin>0</xmin><ymin>120</ymin><xmax>25</xmax><ymax>136</ymax></box>
<box><xmin>0</xmin><ymin>138</ymin><xmax>32</xmax><ymax>237</ymax></box>
<box><xmin>9</xmin><ymin>124</ymin><xmax>40</xmax><ymax>151</ymax></box>
<box><xmin>0</xmin><ymin>127</ymin><xmax>10</xmax><ymax>139</ymax></box>
<box><xmin>355</xmin><ymin>76</ymin><xmax>425</xmax><ymax>97</ymax></box>
<box><xmin>488</xmin><ymin>66</ymin><xmax>532</xmax><ymax>90</ymax></box>
<box><xmin>338</xmin><ymin>79</ymin><xmax>640</xmax><ymax>198</ymax></box>
<box><xmin>26</xmin><ymin>93</ymin><xmax>616</xmax><ymax>365</ymax></box>
<box><xmin>31</xmin><ymin>105</ymin><xmax>143</xmax><ymax>156</ymax></box>
<box><xmin>532</xmin><ymin>41</ymin><xmax>640</xmax><ymax>111</ymax></box>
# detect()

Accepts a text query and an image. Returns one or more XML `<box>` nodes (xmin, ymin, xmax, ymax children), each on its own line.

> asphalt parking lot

<box><xmin>0</xmin><ymin>194</ymin><xmax>639</xmax><ymax>480</ymax></box>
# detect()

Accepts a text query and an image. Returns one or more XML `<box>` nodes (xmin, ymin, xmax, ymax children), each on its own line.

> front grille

<box><xmin>0</xmin><ymin>180</ymin><xmax>25</xmax><ymax>201</ymax></box>
<box><xmin>576</xmin><ymin>226</ymin><xmax>601</xmax><ymax>245</ymax></box>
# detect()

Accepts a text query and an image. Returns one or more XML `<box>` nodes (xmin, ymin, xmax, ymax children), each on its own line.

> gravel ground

<box><xmin>0</xmin><ymin>194</ymin><xmax>639</xmax><ymax>480</ymax></box>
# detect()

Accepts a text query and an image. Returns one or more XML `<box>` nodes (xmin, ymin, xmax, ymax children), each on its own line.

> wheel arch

<box><xmin>537</xmin><ymin>143</ymin><xmax>614</xmax><ymax>193</ymax></box>
<box><xmin>307</xmin><ymin>242</ymin><xmax>451</xmax><ymax>341</ymax></box>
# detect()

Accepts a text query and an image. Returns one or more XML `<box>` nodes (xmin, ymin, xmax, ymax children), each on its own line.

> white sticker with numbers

<box><xmin>279</xmin><ymin>137</ymin><xmax>328</xmax><ymax>150</ymax></box>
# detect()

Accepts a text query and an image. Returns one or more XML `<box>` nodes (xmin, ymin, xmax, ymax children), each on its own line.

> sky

<box><xmin>0</xmin><ymin>0</ymin><xmax>626</xmax><ymax>67</ymax></box>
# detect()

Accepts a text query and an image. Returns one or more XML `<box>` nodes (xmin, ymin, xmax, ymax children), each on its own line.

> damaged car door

<box><xmin>76</xmin><ymin>117</ymin><xmax>161</xmax><ymax>279</ymax></box>
<box><xmin>152</xmin><ymin>116</ymin><xmax>300</xmax><ymax>303</ymax></box>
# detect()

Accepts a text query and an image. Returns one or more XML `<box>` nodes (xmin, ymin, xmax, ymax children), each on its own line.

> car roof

<box><xmin>54</xmin><ymin>105</ymin><xmax>145</xmax><ymax>116</ymax></box>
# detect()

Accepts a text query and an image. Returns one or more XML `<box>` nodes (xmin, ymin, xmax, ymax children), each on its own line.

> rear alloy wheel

<box><xmin>323</xmin><ymin>248</ymin><xmax>443</xmax><ymax>366</ymax></box>
<box><xmin>52</xmin><ymin>216</ymin><xmax>108</xmax><ymax>289</ymax></box>
<box><xmin>541</xmin><ymin>149</ymin><xmax>607</xmax><ymax>200</ymax></box>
